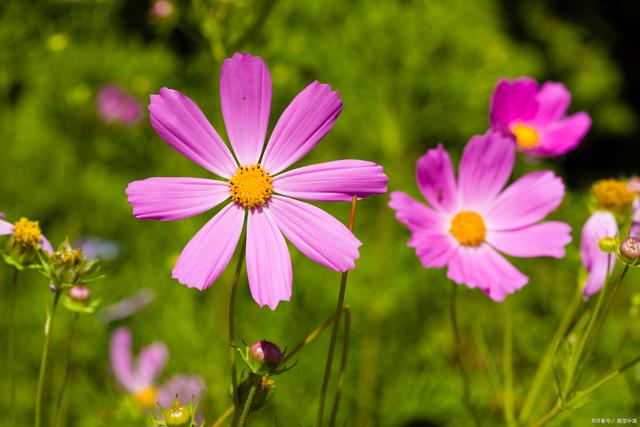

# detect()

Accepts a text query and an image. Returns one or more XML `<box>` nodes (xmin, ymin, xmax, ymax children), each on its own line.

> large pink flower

<box><xmin>580</xmin><ymin>211</ymin><xmax>618</xmax><ymax>297</ymax></box>
<box><xmin>490</xmin><ymin>77</ymin><xmax>591</xmax><ymax>157</ymax></box>
<box><xmin>126</xmin><ymin>52</ymin><xmax>388</xmax><ymax>309</ymax></box>
<box><xmin>389</xmin><ymin>131</ymin><xmax>572</xmax><ymax>301</ymax></box>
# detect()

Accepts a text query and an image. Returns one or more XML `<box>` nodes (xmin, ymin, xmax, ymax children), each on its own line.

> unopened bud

<box><xmin>68</xmin><ymin>284</ymin><xmax>91</xmax><ymax>301</ymax></box>
<box><xmin>163</xmin><ymin>404</ymin><xmax>191</xmax><ymax>427</ymax></box>
<box><xmin>619</xmin><ymin>236</ymin><xmax>640</xmax><ymax>267</ymax></box>
<box><xmin>250</xmin><ymin>340</ymin><xmax>282</xmax><ymax>370</ymax></box>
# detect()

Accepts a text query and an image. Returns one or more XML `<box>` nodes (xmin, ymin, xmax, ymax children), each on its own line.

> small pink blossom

<box><xmin>490</xmin><ymin>77</ymin><xmax>591</xmax><ymax>157</ymax></box>
<box><xmin>389</xmin><ymin>131</ymin><xmax>571</xmax><ymax>301</ymax></box>
<box><xmin>97</xmin><ymin>85</ymin><xmax>143</xmax><ymax>126</ymax></box>
<box><xmin>0</xmin><ymin>216</ymin><xmax>53</xmax><ymax>254</ymax></box>
<box><xmin>580</xmin><ymin>212</ymin><xmax>618</xmax><ymax>296</ymax></box>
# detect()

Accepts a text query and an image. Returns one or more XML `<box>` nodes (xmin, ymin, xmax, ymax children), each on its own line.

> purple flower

<box><xmin>109</xmin><ymin>328</ymin><xmax>204</xmax><ymax>409</ymax></box>
<box><xmin>580</xmin><ymin>211</ymin><xmax>618</xmax><ymax>296</ymax></box>
<box><xmin>0</xmin><ymin>216</ymin><xmax>53</xmax><ymax>254</ymax></box>
<box><xmin>76</xmin><ymin>237</ymin><xmax>120</xmax><ymax>261</ymax></box>
<box><xmin>389</xmin><ymin>131</ymin><xmax>571</xmax><ymax>301</ymax></box>
<box><xmin>490</xmin><ymin>77</ymin><xmax>591</xmax><ymax>157</ymax></box>
<box><xmin>126</xmin><ymin>52</ymin><xmax>388</xmax><ymax>310</ymax></box>
<box><xmin>97</xmin><ymin>85</ymin><xmax>143</xmax><ymax>126</ymax></box>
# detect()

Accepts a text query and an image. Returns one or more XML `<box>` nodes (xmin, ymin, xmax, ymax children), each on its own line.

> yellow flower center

<box><xmin>592</xmin><ymin>179</ymin><xmax>635</xmax><ymax>211</ymax></box>
<box><xmin>450</xmin><ymin>211</ymin><xmax>486</xmax><ymax>247</ymax></box>
<box><xmin>229</xmin><ymin>164</ymin><xmax>273</xmax><ymax>209</ymax></box>
<box><xmin>13</xmin><ymin>217</ymin><xmax>42</xmax><ymax>248</ymax></box>
<box><xmin>511</xmin><ymin>123</ymin><xmax>539</xmax><ymax>150</ymax></box>
<box><xmin>134</xmin><ymin>386</ymin><xmax>157</xmax><ymax>409</ymax></box>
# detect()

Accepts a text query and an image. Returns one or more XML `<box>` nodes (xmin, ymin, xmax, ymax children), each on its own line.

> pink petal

<box><xmin>149</xmin><ymin>88</ymin><xmax>237</xmax><ymax>178</ymax></box>
<box><xmin>126</xmin><ymin>178</ymin><xmax>230</xmax><ymax>221</ymax></box>
<box><xmin>447</xmin><ymin>245</ymin><xmax>528</xmax><ymax>302</ymax></box>
<box><xmin>261</xmin><ymin>81</ymin><xmax>343</xmax><ymax>174</ymax></box>
<box><xmin>458</xmin><ymin>131</ymin><xmax>515</xmax><ymax>210</ymax></box>
<box><xmin>110</xmin><ymin>328</ymin><xmax>137</xmax><ymax>393</ymax></box>
<box><xmin>408</xmin><ymin>229</ymin><xmax>458</xmax><ymax>268</ymax></box>
<box><xmin>41</xmin><ymin>235</ymin><xmax>53</xmax><ymax>254</ymax></box>
<box><xmin>488</xmin><ymin>221</ymin><xmax>572</xmax><ymax>258</ymax></box>
<box><xmin>172</xmin><ymin>203</ymin><xmax>244</xmax><ymax>290</ymax></box>
<box><xmin>416</xmin><ymin>144</ymin><xmax>457</xmax><ymax>213</ymax></box>
<box><xmin>268</xmin><ymin>195</ymin><xmax>360</xmax><ymax>271</ymax></box>
<box><xmin>581</xmin><ymin>211</ymin><xmax>618</xmax><ymax>296</ymax></box>
<box><xmin>157</xmin><ymin>375</ymin><xmax>205</xmax><ymax>407</ymax></box>
<box><xmin>534</xmin><ymin>82</ymin><xmax>571</xmax><ymax>126</ymax></box>
<box><xmin>529</xmin><ymin>112</ymin><xmax>591</xmax><ymax>157</ymax></box>
<box><xmin>487</xmin><ymin>171</ymin><xmax>565</xmax><ymax>230</ymax></box>
<box><xmin>388</xmin><ymin>191</ymin><xmax>445</xmax><ymax>233</ymax></box>
<box><xmin>136</xmin><ymin>342</ymin><xmax>168</xmax><ymax>390</ymax></box>
<box><xmin>220</xmin><ymin>53</ymin><xmax>271</xmax><ymax>165</ymax></box>
<box><xmin>273</xmin><ymin>160</ymin><xmax>388</xmax><ymax>202</ymax></box>
<box><xmin>0</xmin><ymin>219</ymin><xmax>13</xmax><ymax>235</ymax></box>
<box><xmin>246</xmin><ymin>208</ymin><xmax>292</xmax><ymax>310</ymax></box>
<box><xmin>490</xmin><ymin>77</ymin><xmax>539</xmax><ymax>128</ymax></box>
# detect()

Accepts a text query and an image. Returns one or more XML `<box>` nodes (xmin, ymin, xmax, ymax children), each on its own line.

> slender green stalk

<box><xmin>450</xmin><ymin>282</ymin><xmax>480</xmax><ymax>427</ymax></box>
<box><xmin>229</xmin><ymin>237</ymin><xmax>247</xmax><ymax>424</ymax></box>
<box><xmin>35</xmin><ymin>291</ymin><xmax>61</xmax><ymax>427</ymax></box>
<box><xmin>519</xmin><ymin>284</ymin><xmax>583</xmax><ymax>423</ymax></box>
<box><xmin>503</xmin><ymin>299</ymin><xmax>517</xmax><ymax>427</ymax></box>
<box><xmin>328</xmin><ymin>306</ymin><xmax>352</xmax><ymax>427</ymax></box>
<box><xmin>8</xmin><ymin>269</ymin><xmax>19</xmax><ymax>427</ymax></box>
<box><xmin>210</xmin><ymin>405</ymin><xmax>234</xmax><ymax>427</ymax></box>
<box><xmin>316</xmin><ymin>196</ymin><xmax>357</xmax><ymax>427</ymax></box>
<box><xmin>282</xmin><ymin>310</ymin><xmax>342</xmax><ymax>365</ymax></box>
<box><xmin>237</xmin><ymin>377</ymin><xmax>258</xmax><ymax>427</ymax></box>
<box><xmin>53</xmin><ymin>313</ymin><xmax>79</xmax><ymax>427</ymax></box>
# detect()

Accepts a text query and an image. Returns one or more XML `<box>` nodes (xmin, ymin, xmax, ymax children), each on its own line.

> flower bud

<box><xmin>68</xmin><ymin>284</ymin><xmax>91</xmax><ymax>302</ymax></box>
<box><xmin>250</xmin><ymin>340</ymin><xmax>282</xmax><ymax>370</ymax></box>
<box><xmin>163</xmin><ymin>404</ymin><xmax>191</xmax><ymax>427</ymax></box>
<box><xmin>619</xmin><ymin>236</ymin><xmax>640</xmax><ymax>267</ymax></box>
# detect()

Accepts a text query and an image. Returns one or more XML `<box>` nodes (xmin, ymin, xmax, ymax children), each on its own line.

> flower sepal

<box><xmin>42</xmin><ymin>239</ymin><xmax>104</xmax><ymax>289</ymax></box>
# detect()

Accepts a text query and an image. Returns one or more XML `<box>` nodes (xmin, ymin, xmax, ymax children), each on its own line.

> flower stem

<box><xmin>237</xmin><ymin>377</ymin><xmax>258</xmax><ymax>427</ymax></box>
<box><xmin>35</xmin><ymin>291</ymin><xmax>61</xmax><ymax>427</ymax></box>
<box><xmin>503</xmin><ymin>299</ymin><xmax>517</xmax><ymax>427</ymax></box>
<box><xmin>328</xmin><ymin>306</ymin><xmax>351</xmax><ymax>427</ymax></box>
<box><xmin>282</xmin><ymin>310</ymin><xmax>344</xmax><ymax>365</ymax></box>
<box><xmin>316</xmin><ymin>196</ymin><xmax>357</xmax><ymax>427</ymax></box>
<box><xmin>450</xmin><ymin>282</ymin><xmax>480</xmax><ymax>427</ymax></box>
<box><xmin>519</xmin><ymin>283</ymin><xmax>583</xmax><ymax>423</ymax></box>
<box><xmin>8</xmin><ymin>269</ymin><xmax>19</xmax><ymax>427</ymax></box>
<box><xmin>53</xmin><ymin>312</ymin><xmax>79</xmax><ymax>427</ymax></box>
<box><xmin>229</xmin><ymin>236</ymin><xmax>247</xmax><ymax>424</ymax></box>
<box><xmin>210</xmin><ymin>405</ymin><xmax>234</xmax><ymax>427</ymax></box>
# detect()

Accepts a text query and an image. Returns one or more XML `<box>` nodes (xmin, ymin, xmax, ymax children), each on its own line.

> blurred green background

<box><xmin>1</xmin><ymin>0</ymin><xmax>639</xmax><ymax>426</ymax></box>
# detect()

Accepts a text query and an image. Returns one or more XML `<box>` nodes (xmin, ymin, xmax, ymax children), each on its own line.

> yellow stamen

<box><xmin>450</xmin><ymin>211</ymin><xmax>486</xmax><ymax>247</ymax></box>
<box><xmin>592</xmin><ymin>179</ymin><xmax>635</xmax><ymax>211</ymax></box>
<box><xmin>13</xmin><ymin>217</ymin><xmax>42</xmax><ymax>248</ymax></box>
<box><xmin>511</xmin><ymin>123</ymin><xmax>539</xmax><ymax>150</ymax></box>
<box><xmin>134</xmin><ymin>387</ymin><xmax>157</xmax><ymax>409</ymax></box>
<box><xmin>228</xmin><ymin>164</ymin><xmax>273</xmax><ymax>209</ymax></box>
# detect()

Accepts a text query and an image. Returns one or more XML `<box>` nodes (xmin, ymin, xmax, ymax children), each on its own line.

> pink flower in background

<box><xmin>0</xmin><ymin>216</ymin><xmax>53</xmax><ymax>254</ymax></box>
<box><xmin>109</xmin><ymin>328</ymin><xmax>204</xmax><ymax>409</ymax></box>
<box><xmin>150</xmin><ymin>0</ymin><xmax>174</xmax><ymax>20</ymax></box>
<box><xmin>126</xmin><ymin>52</ymin><xmax>388</xmax><ymax>309</ymax></box>
<box><xmin>389</xmin><ymin>131</ymin><xmax>571</xmax><ymax>301</ymax></box>
<box><xmin>580</xmin><ymin>212</ymin><xmax>618</xmax><ymax>296</ymax></box>
<box><xmin>490</xmin><ymin>77</ymin><xmax>591</xmax><ymax>157</ymax></box>
<box><xmin>97</xmin><ymin>85</ymin><xmax>143</xmax><ymax>126</ymax></box>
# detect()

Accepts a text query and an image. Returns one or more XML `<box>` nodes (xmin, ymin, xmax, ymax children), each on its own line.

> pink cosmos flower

<box><xmin>110</xmin><ymin>328</ymin><xmax>204</xmax><ymax>408</ymax></box>
<box><xmin>97</xmin><ymin>85</ymin><xmax>143</xmax><ymax>126</ymax></box>
<box><xmin>126</xmin><ymin>52</ymin><xmax>388</xmax><ymax>309</ymax></box>
<box><xmin>0</xmin><ymin>216</ymin><xmax>53</xmax><ymax>254</ymax></box>
<box><xmin>389</xmin><ymin>131</ymin><xmax>572</xmax><ymax>301</ymax></box>
<box><xmin>490</xmin><ymin>77</ymin><xmax>591</xmax><ymax>157</ymax></box>
<box><xmin>580</xmin><ymin>212</ymin><xmax>618</xmax><ymax>297</ymax></box>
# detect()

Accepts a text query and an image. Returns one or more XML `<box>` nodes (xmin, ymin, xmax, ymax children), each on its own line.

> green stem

<box><xmin>450</xmin><ymin>282</ymin><xmax>480</xmax><ymax>427</ymax></box>
<box><xmin>316</xmin><ymin>196</ymin><xmax>357</xmax><ymax>427</ymax></box>
<box><xmin>503</xmin><ymin>299</ymin><xmax>517</xmax><ymax>427</ymax></box>
<box><xmin>229</xmin><ymin>237</ymin><xmax>247</xmax><ymax>424</ymax></box>
<box><xmin>8</xmin><ymin>269</ymin><xmax>19</xmax><ymax>427</ymax></box>
<box><xmin>282</xmin><ymin>310</ymin><xmax>342</xmax><ymax>365</ymax></box>
<box><xmin>518</xmin><ymin>284</ymin><xmax>583</xmax><ymax>423</ymax></box>
<box><xmin>53</xmin><ymin>313</ymin><xmax>79</xmax><ymax>427</ymax></box>
<box><xmin>237</xmin><ymin>377</ymin><xmax>258</xmax><ymax>427</ymax></box>
<box><xmin>35</xmin><ymin>291</ymin><xmax>61</xmax><ymax>427</ymax></box>
<box><xmin>328</xmin><ymin>306</ymin><xmax>351</xmax><ymax>427</ymax></box>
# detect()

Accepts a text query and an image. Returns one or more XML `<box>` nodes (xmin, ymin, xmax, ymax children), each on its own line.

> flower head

<box><xmin>1</xmin><ymin>216</ymin><xmax>53</xmax><ymax>267</ymax></box>
<box><xmin>126</xmin><ymin>52</ymin><xmax>388</xmax><ymax>309</ymax></box>
<box><xmin>389</xmin><ymin>131</ymin><xmax>572</xmax><ymax>301</ymax></box>
<box><xmin>592</xmin><ymin>179</ymin><xmax>635</xmax><ymax>213</ymax></box>
<box><xmin>490</xmin><ymin>77</ymin><xmax>591</xmax><ymax>157</ymax></box>
<box><xmin>619</xmin><ymin>236</ymin><xmax>640</xmax><ymax>267</ymax></box>
<box><xmin>580</xmin><ymin>211</ymin><xmax>618</xmax><ymax>296</ymax></box>
<box><xmin>97</xmin><ymin>85</ymin><xmax>143</xmax><ymax>126</ymax></box>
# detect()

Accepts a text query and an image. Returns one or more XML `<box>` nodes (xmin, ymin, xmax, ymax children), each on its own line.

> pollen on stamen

<box><xmin>511</xmin><ymin>123</ymin><xmax>540</xmax><ymax>150</ymax></box>
<box><xmin>450</xmin><ymin>211</ymin><xmax>486</xmax><ymax>247</ymax></box>
<box><xmin>228</xmin><ymin>164</ymin><xmax>273</xmax><ymax>209</ymax></box>
<box><xmin>12</xmin><ymin>217</ymin><xmax>42</xmax><ymax>248</ymax></box>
